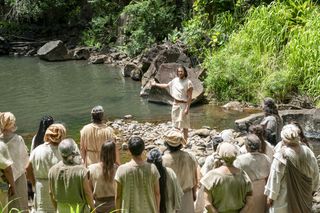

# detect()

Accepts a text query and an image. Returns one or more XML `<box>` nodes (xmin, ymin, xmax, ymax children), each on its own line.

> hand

<box><xmin>8</xmin><ymin>184</ymin><xmax>15</xmax><ymax>196</ymax></box>
<box><xmin>266</xmin><ymin>198</ymin><xmax>273</xmax><ymax>208</ymax></box>
<box><xmin>150</xmin><ymin>79</ymin><xmax>156</xmax><ymax>87</ymax></box>
<box><xmin>184</xmin><ymin>107</ymin><xmax>189</xmax><ymax>115</ymax></box>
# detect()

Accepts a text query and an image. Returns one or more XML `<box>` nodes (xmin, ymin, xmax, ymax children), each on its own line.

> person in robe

<box><xmin>260</xmin><ymin>97</ymin><xmax>283</xmax><ymax>146</ymax></box>
<box><xmin>31</xmin><ymin>115</ymin><xmax>54</xmax><ymax>151</ymax></box>
<box><xmin>151</xmin><ymin>65</ymin><xmax>193</xmax><ymax>141</ymax></box>
<box><xmin>88</xmin><ymin>140</ymin><xmax>118</xmax><ymax>213</ymax></box>
<box><xmin>234</xmin><ymin>134</ymin><xmax>271</xmax><ymax>213</ymax></box>
<box><xmin>264</xmin><ymin>124</ymin><xmax>319</xmax><ymax>213</ymax></box>
<box><xmin>0</xmin><ymin>141</ymin><xmax>15</xmax><ymax>213</ymax></box>
<box><xmin>147</xmin><ymin>148</ymin><xmax>183</xmax><ymax>213</ymax></box>
<box><xmin>114</xmin><ymin>136</ymin><xmax>160</xmax><ymax>213</ymax></box>
<box><xmin>240</xmin><ymin>124</ymin><xmax>274</xmax><ymax>159</ymax></box>
<box><xmin>49</xmin><ymin>138</ymin><xmax>94</xmax><ymax>212</ymax></box>
<box><xmin>162</xmin><ymin>130</ymin><xmax>199</xmax><ymax>213</ymax></box>
<box><xmin>80</xmin><ymin>105</ymin><xmax>119</xmax><ymax>167</ymax></box>
<box><xmin>201</xmin><ymin>142</ymin><xmax>252</xmax><ymax>213</ymax></box>
<box><xmin>0</xmin><ymin>112</ymin><xmax>29</xmax><ymax>211</ymax></box>
<box><xmin>26</xmin><ymin>123</ymin><xmax>66</xmax><ymax>213</ymax></box>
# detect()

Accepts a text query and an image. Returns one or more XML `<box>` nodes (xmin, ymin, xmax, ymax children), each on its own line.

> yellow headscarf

<box><xmin>44</xmin><ymin>123</ymin><xmax>66</xmax><ymax>144</ymax></box>
<box><xmin>0</xmin><ymin>112</ymin><xmax>17</xmax><ymax>134</ymax></box>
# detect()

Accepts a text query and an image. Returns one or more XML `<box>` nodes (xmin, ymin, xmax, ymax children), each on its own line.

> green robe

<box><xmin>48</xmin><ymin>161</ymin><xmax>90</xmax><ymax>213</ymax></box>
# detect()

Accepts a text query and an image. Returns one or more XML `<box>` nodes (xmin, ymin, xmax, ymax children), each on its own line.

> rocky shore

<box><xmin>110</xmin><ymin>115</ymin><xmax>320</xmax><ymax>212</ymax></box>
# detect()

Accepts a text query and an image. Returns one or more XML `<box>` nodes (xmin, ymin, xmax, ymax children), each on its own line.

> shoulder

<box><xmin>81</xmin><ymin>123</ymin><xmax>94</xmax><ymax>132</ymax></box>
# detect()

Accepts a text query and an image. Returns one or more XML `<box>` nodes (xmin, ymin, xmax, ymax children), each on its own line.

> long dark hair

<box><xmin>33</xmin><ymin>115</ymin><xmax>54</xmax><ymax>149</ymax></box>
<box><xmin>248</xmin><ymin>124</ymin><xmax>266</xmax><ymax>154</ymax></box>
<box><xmin>147</xmin><ymin>148</ymin><xmax>167</xmax><ymax>213</ymax></box>
<box><xmin>100</xmin><ymin>140</ymin><xmax>116</xmax><ymax>181</ymax></box>
<box><xmin>291</xmin><ymin>121</ymin><xmax>310</xmax><ymax>148</ymax></box>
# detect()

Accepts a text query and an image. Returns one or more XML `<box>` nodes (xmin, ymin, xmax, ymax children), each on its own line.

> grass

<box><xmin>203</xmin><ymin>0</ymin><xmax>320</xmax><ymax>105</ymax></box>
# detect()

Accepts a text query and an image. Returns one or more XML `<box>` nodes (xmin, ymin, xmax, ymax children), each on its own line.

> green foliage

<box><xmin>4</xmin><ymin>0</ymin><xmax>85</xmax><ymax>24</ymax></box>
<box><xmin>82</xmin><ymin>16</ymin><xmax>110</xmax><ymax>48</ymax></box>
<box><xmin>121</xmin><ymin>0</ymin><xmax>176</xmax><ymax>56</ymax></box>
<box><xmin>204</xmin><ymin>0</ymin><xmax>320</xmax><ymax>104</ymax></box>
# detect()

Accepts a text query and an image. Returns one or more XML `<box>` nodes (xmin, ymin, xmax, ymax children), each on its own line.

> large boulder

<box><xmin>0</xmin><ymin>36</ymin><xmax>10</xmax><ymax>55</ymax></box>
<box><xmin>37</xmin><ymin>40</ymin><xmax>70</xmax><ymax>61</ymax></box>
<box><xmin>146</xmin><ymin>63</ymin><xmax>204</xmax><ymax>105</ymax></box>
<box><xmin>235</xmin><ymin>109</ymin><xmax>320</xmax><ymax>139</ymax></box>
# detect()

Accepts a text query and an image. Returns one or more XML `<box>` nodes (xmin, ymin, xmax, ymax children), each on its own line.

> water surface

<box><xmin>0</xmin><ymin>57</ymin><xmax>253</xmax><ymax>142</ymax></box>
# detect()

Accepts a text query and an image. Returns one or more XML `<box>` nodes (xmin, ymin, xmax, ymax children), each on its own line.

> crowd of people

<box><xmin>0</xmin><ymin>65</ymin><xmax>319</xmax><ymax>213</ymax></box>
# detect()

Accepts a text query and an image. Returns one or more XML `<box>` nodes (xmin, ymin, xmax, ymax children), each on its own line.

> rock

<box><xmin>72</xmin><ymin>47</ymin><xmax>90</xmax><ymax>60</ymax></box>
<box><xmin>88</xmin><ymin>55</ymin><xmax>107</xmax><ymax>64</ymax></box>
<box><xmin>25</xmin><ymin>48</ymin><xmax>37</xmax><ymax>56</ymax></box>
<box><xmin>122</xmin><ymin>63</ymin><xmax>137</xmax><ymax>77</ymax></box>
<box><xmin>124</xmin><ymin>114</ymin><xmax>133</xmax><ymax>119</ymax></box>
<box><xmin>130</xmin><ymin>68</ymin><xmax>142</xmax><ymax>81</ymax></box>
<box><xmin>37</xmin><ymin>40</ymin><xmax>71</xmax><ymax>61</ymax></box>
<box><xmin>0</xmin><ymin>36</ymin><xmax>10</xmax><ymax>55</ymax></box>
<box><xmin>121</xmin><ymin>142</ymin><xmax>128</xmax><ymax>150</ymax></box>
<box><xmin>147</xmin><ymin>63</ymin><xmax>204</xmax><ymax>105</ymax></box>
<box><xmin>145</xmin><ymin>144</ymin><xmax>157</xmax><ymax>150</ymax></box>
<box><xmin>192</xmin><ymin>129</ymin><xmax>211</xmax><ymax>137</ymax></box>
<box><xmin>235</xmin><ymin>109</ymin><xmax>320</xmax><ymax>140</ymax></box>
<box><xmin>222</xmin><ymin>101</ymin><xmax>243</xmax><ymax>112</ymax></box>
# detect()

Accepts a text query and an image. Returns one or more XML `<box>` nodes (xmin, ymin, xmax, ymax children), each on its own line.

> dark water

<box><xmin>0</xmin><ymin>57</ymin><xmax>266</xmax><ymax>141</ymax></box>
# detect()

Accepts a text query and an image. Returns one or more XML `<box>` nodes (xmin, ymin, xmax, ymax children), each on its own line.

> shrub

<box><xmin>204</xmin><ymin>0</ymin><xmax>320</xmax><ymax>104</ymax></box>
<box><xmin>121</xmin><ymin>0</ymin><xmax>176</xmax><ymax>56</ymax></box>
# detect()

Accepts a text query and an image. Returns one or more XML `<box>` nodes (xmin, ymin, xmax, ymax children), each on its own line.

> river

<box><xmin>0</xmin><ymin>57</ymin><xmax>254</xmax><ymax>143</ymax></box>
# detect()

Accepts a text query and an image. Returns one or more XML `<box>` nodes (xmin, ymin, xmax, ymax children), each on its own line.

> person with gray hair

<box><xmin>201</xmin><ymin>142</ymin><xmax>252</xmax><ymax>213</ymax></box>
<box><xmin>234</xmin><ymin>134</ymin><xmax>271</xmax><ymax>213</ymax></box>
<box><xmin>80</xmin><ymin>105</ymin><xmax>119</xmax><ymax>167</ymax></box>
<box><xmin>264</xmin><ymin>124</ymin><xmax>319</xmax><ymax>213</ymax></box>
<box><xmin>48</xmin><ymin>138</ymin><xmax>95</xmax><ymax>212</ymax></box>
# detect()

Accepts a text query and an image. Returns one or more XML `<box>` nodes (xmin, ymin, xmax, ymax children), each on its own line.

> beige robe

<box><xmin>163</xmin><ymin>150</ymin><xmax>198</xmax><ymax>213</ymax></box>
<box><xmin>1</xmin><ymin>134</ymin><xmax>29</xmax><ymax>211</ymax></box>
<box><xmin>80</xmin><ymin>123</ymin><xmax>115</xmax><ymax>166</ymax></box>
<box><xmin>234</xmin><ymin>152</ymin><xmax>271</xmax><ymax>213</ymax></box>
<box><xmin>114</xmin><ymin>161</ymin><xmax>160</xmax><ymax>213</ymax></box>
<box><xmin>264</xmin><ymin>143</ymin><xmax>319</xmax><ymax>213</ymax></box>
<box><xmin>168</xmin><ymin>77</ymin><xmax>193</xmax><ymax>129</ymax></box>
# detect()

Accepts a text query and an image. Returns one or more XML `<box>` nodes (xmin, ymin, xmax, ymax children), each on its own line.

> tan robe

<box><xmin>168</xmin><ymin>77</ymin><xmax>193</xmax><ymax>129</ymax></box>
<box><xmin>163</xmin><ymin>150</ymin><xmax>198</xmax><ymax>213</ymax></box>
<box><xmin>80</xmin><ymin>123</ymin><xmax>115</xmax><ymax>166</ymax></box>
<box><xmin>234</xmin><ymin>152</ymin><xmax>271</xmax><ymax>213</ymax></box>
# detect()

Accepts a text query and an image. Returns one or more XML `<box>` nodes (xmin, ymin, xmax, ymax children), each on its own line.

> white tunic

<box><xmin>264</xmin><ymin>144</ymin><xmax>319</xmax><ymax>213</ymax></box>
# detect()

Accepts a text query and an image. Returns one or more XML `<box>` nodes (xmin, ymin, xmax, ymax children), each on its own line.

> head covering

<box><xmin>163</xmin><ymin>129</ymin><xmax>186</xmax><ymax>147</ymax></box>
<box><xmin>147</xmin><ymin>148</ymin><xmax>162</xmax><ymax>164</ymax></box>
<box><xmin>0</xmin><ymin>112</ymin><xmax>17</xmax><ymax>134</ymax></box>
<box><xmin>44</xmin><ymin>123</ymin><xmax>66</xmax><ymax>144</ymax></box>
<box><xmin>281</xmin><ymin>124</ymin><xmax>300</xmax><ymax>144</ymax></box>
<box><xmin>217</xmin><ymin>142</ymin><xmax>238</xmax><ymax>159</ymax></box>
<box><xmin>91</xmin><ymin>105</ymin><xmax>104</xmax><ymax>114</ymax></box>
<box><xmin>245</xmin><ymin>134</ymin><xmax>261</xmax><ymax>151</ymax></box>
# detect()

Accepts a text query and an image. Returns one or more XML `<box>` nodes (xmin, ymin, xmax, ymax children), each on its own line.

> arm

<box><xmin>240</xmin><ymin>194</ymin><xmax>253</xmax><ymax>213</ymax></box>
<box><xmin>80</xmin><ymin>138</ymin><xmax>87</xmax><ymax>166</ymax></box>
<box><xmin>26</xmin><ymin>161</ymin><xmax>36</xmax><ymax>186</ymax></box>
<box><xmin>151</xmin><ymin>80</ymin><xmax>169</xmax><ymax>89</ymax></box>
<box><xmin>83</xmin><ymin>175</ymin><xmax>95</xmax><ymax>212</ymax></box>
<box><xmin>49</xmin><ymin>181</ymin><xmax>57</xmax><ymax>210</ymax></box>
<box><xmin>192</xmin><ymin>165</ymin><xmax>201</xmax><ymax>201</ymax></box>
<box><xmin>115</xmin><ymin>181</ymin><xmax>122</xmax><ymax>210</ymax></box>
<box><xmin>3</xmin><ymin>166</ymin><xmax>15</xmax><ymax>196</ymax></box>
<box><xmin>203</xmin><ymin>188</ymin><xmax>218</xmax><ymax>213</ymax></box>
<box><xmin>154</xmin><ymin>180</ymin><xmax>160</xmax><ymax>212</ymax></box>
<box><xmin>184</xmin><ymin>87</ymin><xmax>193</xmax><ymax>115</ymax></box>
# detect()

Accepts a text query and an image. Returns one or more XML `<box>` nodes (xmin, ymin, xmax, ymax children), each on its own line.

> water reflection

<box><xmin>0</xmin><ymin>57</ymin><xmax>251</xmax><ymax>140</ymax></box>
